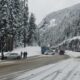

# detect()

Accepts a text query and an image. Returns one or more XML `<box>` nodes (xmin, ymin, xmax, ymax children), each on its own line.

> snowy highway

<box><xmin>0</xmin><ymin>58</ymin><xmax>80</xmax><ymax>80</ymax></box>
<box><xmin>0</xmin><ymin>51</ymin><xmax>80</xmax><ymax>80</ymax></box>
<box><xmin>13</xmin><ymin>58</ymin><xmax>80</xmax><ymax>80</ymax></box>
<box><xmin>0</xmin><ymin>55</ymin><xmax>68</xmax><ymax>80</ymax></box>
<box><xmin>10</xmin><ymin>58</ymin><xmax>80</xmax><ymax>80</ymax></box>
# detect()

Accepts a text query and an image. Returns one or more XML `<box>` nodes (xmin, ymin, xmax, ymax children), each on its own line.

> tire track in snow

<box><xmin>28</xmin><ymin>62</ymin><xmax>69</xmax><ymax>80</ymax></box>
<box><xmin>25</xmin><ymin>59</ymin><xmax>71</xmax><ymax>80</ymax></box>
<box><xmin>62</xmin><ymin>59</ymin><xmax>80</xmax><ymax>80</ymax></box>
<box><xmin>62</xmin><ymin>63</ymin><xmax>79</xmax><ymax>80</ymax></box>
<box><xmin>70</xmin><ymin>64</ymin><xmax>80</xmax><ymax>80</ymax></box>
<box><xmin>41</xmin><ymin>59</ymin><xmax>77</xmax><ymax>80</ymax></box>
<box><xmin>41</xmin><ymin>62</ymin><xmax>70</xmax><ymax>80</ymax></box>
<box><xmin>41</xmin><ymin>71</ymin><xmax>60</xmax><ymax>80</ymax></box>
<box><xmin>0</xmin><ymin>69</ymin><xmax>30</xmax><ymax>80</ymax></box>
<box><xmin>14</xmin><ymin>59</ymin><xmax>71</xmax><ymax>80</ymax></box>
<box><xmin>53</xmin><ymin>60</ymin><xmax>79</xmax><ymax>80</ymax></box>
<box><xmin>15</xmin><ymin>64</ymin><xmax>56</xmax><ymax>80</ymax></box>
<box><xmin>13</xmin><ymin>64</ymin><xmax>56</xmax><ymax>80</ymax></box>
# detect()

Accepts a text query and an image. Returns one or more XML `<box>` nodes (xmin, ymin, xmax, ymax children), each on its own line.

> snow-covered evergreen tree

<box><xmin>0</xmin><ymin>0</ymin><xmax>8</xmax><ymax>51</ymax></box>
<box><xmin>27</xmin><ymin>13</ymin><xmax>37</xmax><ymax>45</ymax></box>
<box><xmin>22</xmin><ymin>0</ymin><xmax>29</xmax><ymax>47</ymax></box>
<box><xmin>7</xmin><ymin>0</ymin><xmax>21</xmax><ymax>50</ymax></box>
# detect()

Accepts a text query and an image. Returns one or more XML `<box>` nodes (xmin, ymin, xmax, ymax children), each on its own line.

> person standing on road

<box><xmin>21</xmin><ymin>52</ymin><xmax>23</xmax><ymax>59</ymax></box>
<box><xmin>24</xmin><ymin>52</ymin><xmax>28</xmax><ymax>58</ymax></box>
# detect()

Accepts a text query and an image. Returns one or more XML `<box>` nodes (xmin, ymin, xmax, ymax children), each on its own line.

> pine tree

<box><xmin>27</xmin><ymin>13</ymin><xmax>37</xmax><ymax>45</ymax></box>
<box><xmin>7</xmin><ymin>0</ymin><xmax>21</xmax><ymax>50</ymax></box>
<box><xmin>0</xmin><ymin>0</ymin><xmax>8</xmax><ymax>59</ymax></box>
<box><xmin>22</xmin><ymin>0</ymin><xmax>29</xmax><ymax>47</ymax></box>
<box><xmin>12</xmin><ymin>0</ymin><xmax>21</xmax><ymax>48</ymax></box>
<box><xmin>0</xmin><ymin>0</ymin><xmax>8</xmax><ymax>51</ymax></box>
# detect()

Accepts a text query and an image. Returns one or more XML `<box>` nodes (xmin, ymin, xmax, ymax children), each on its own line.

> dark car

<box><xmin>59</xmin><ymin>50</ymin><xmax>65</xmax><ymax>55</ymax></box>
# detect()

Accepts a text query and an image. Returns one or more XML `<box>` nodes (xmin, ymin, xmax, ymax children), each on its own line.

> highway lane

<box><xmin>0</xmin><ymin>55</ymin><xmax>68</xmax><ymax>80</ymax></box>
<box><xmin>13</xmin><ymin>58</ymin><xmax>80</xmax><ymax>80</ymax></box>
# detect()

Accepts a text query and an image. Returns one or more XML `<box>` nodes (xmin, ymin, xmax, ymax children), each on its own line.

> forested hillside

<box><xmin>39</xmin><ymin>3</ymin><xmax>80</xmax><ymax>47</ymax></box>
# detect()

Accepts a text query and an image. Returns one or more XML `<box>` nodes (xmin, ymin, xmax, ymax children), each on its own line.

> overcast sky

<box><xmin>29</xmin><ymin>0</ymin><xmax>80</xmax><ymax>24</ymax></box>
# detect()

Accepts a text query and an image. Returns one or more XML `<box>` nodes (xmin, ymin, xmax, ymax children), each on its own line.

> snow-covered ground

<box><xmin>13</xmin><ymin>58</ymin><xmax>80</xmax><ymax>80</ymax></box>
<box><xmin>12</xmin><ymin>46</ymin><xmax>41</xmax><ymax>57</ymax></box>
<box><xmin>65</xmin><ymin>50</ymin><xmax>80</xmax><ymax>58</ymax></box>
<box><xmin>0</xmin><ymin>46</ymin><xmax>41</xmax><ymax>57</ymax></box>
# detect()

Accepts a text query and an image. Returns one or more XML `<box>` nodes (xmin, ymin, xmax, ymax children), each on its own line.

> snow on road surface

<box><xmin>0</xmin><ymin>50</ymin><xmax>80</xmax><ymax>80</ymax></box>
<box><xmin>13</xmin><ymin>58</ymin><xmax>80</xmax><ymax>80</ymax></box>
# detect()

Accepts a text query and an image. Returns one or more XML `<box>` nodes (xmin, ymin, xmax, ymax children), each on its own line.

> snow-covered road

<box><xmin>0</xmin><ymin>50</ymin><xmax>80</xmax><ymax>80</ymax></box>
<box><xmin>12</xmin><ymin>58</ymin><xmax>80</xmax><ymax>80</ymax></box>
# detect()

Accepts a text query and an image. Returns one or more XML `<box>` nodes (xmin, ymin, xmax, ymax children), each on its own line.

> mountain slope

<box><xmin>39</xmin><ymin>3</ymin><xmax>80</xmax><ymax>46</ymax></box>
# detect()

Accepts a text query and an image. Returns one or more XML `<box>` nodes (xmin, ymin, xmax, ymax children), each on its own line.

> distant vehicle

<box><xmin>59</xmin><ymin>50</ymin><xmax>65</xmax><ymax>55</ymax></box>
<box><xmin>41</xmin><ymin>46</ymin><xmax>49</xmax><ymax>54</ymax></box>
<box><xmin>44</xmin><ymin>50</ymin><xmax>55</xmax><ymax>55</ymax></box>
<box><xmin>4</xmin><ymin>53</ymin><xmax>21</xmax><ymax>59</ymax></box>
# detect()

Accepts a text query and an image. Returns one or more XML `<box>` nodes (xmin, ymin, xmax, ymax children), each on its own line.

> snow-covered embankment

<box><xmin>12</xmin><ymin>46</ymin><xmax>41</xmax><ymax>57</ymax></box>
<box><xmin>65</xmin><ymin>50</ymin><xmax>80</xmax><ymax>58</ymax></box>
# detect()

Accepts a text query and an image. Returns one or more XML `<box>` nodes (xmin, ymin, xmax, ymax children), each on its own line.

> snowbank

<box><xmin>11</xmin><ymin>46</ymin><xmax>41</xmax><ymax>57</ymax></box>
<box><xmin>65</xmin><ymin>50</ymin><xmax>80</xmax><ymax>58</ymax></box>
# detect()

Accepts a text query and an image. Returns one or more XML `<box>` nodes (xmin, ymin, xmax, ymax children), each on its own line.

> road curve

<box><xmin>13</xmin><ymin>58</ymin><xmax>80</xmax><ymax>80</ymax></box>
<box><xmin>0</xmin><ymin>55</ymin><xmax>69</xmax><ymax>80</ymax></box>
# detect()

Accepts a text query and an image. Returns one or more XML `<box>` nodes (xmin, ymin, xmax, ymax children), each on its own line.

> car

<box><xmin>44</xmin><ymin>50</ymin><xmax>55</xmax><ymax>55</ymax></box>
<box><xmin>41</xmin><ymin>46</ymin><xmax>49</xmax><ymax>54</ymax></box>
<box><xmin>4</xmin><ymin>53</ymin><xmax>21</xmax><ymax>59</ymax></box>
